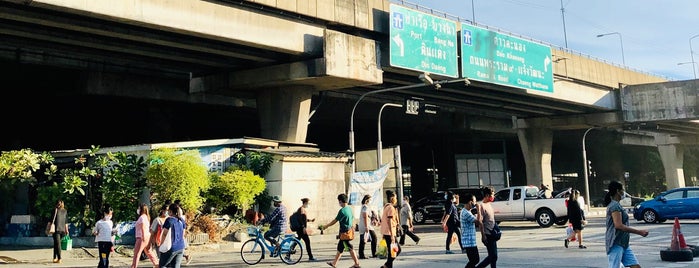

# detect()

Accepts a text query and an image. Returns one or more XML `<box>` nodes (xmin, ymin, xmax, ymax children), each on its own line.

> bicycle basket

<box><xmin>247</xmin><ymin>226</ymin><xmax>258</xmax><ymax>236</ymax></box>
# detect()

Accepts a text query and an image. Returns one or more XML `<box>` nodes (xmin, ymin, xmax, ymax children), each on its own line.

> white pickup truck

<box><xmin>490</xmin><ymin>185</ymin><xmax>568</xmax><ymax>227</ymax></box>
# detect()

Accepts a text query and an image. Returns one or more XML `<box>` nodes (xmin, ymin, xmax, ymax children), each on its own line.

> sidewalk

<box><xmin>0</xmin><ymin>232</ymin><xmax>341</xmax><ymax>267</ymax></box>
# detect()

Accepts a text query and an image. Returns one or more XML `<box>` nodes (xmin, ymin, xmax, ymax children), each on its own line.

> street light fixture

<box><xmin>678</xmin><ymin>62</ymin><xmax>698</xmax><ymax>79</ymax></box>
<box><xmin>689</xmin><ymin>34</ymin><xmax>699</xmax><ymax>79</ymax></box>
<box><xmin>596</xmin><ymin>32</ymin><xmax>625</xmax><ymax>66</ymax></box>
<box><xmin>348</xmin><ymin>74</ymin><xmax>468</xmax><ymax>172</ymax></box>
<box><xmin>377</xmin><ymin>103</ymin><xmax>403</xmax><ymax>167</ymax></box>
<box><xmin>581</xmin><ymin>127</ymin><xmax>600</xmax><ymax>210</ymax></box>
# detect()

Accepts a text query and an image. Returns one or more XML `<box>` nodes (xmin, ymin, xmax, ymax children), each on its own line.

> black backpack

<box><xmin>289</xmin><ymin>211</ymin><xmax>302</xmax><ymax>232</ymax></box>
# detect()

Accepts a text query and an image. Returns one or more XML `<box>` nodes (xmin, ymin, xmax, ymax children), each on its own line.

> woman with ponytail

<box><xmin>605</xmin><ymin>181</ymin><xmax>649</xmax><ymax>268</ymax></box>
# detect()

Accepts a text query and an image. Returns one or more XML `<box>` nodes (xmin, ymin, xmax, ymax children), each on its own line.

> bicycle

<box><xmin>240</xmin><ymin>225</ymin><xmax>303</xmax><ymax>265</ymax></box>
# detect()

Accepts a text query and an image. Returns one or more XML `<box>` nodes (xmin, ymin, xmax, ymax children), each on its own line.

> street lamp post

<box><xmin>377</xmin><ymin>103</ymin><xmax>402</xmax><ymax>167</ymax></box>
<box><xmin>678</xmin><ymin>62</ymin><xmax>698</xmax><ymax>79</ymax></box>
<box><xmin>689</xmin><ymin>34</ymin><xmax>699</xmax><ymax>79</ymax></box>
<box><xmin>349</xmin><ymin>84</ymin><xmax>424</xmax><ymax>173</ymax></box>
<box><xmin>597</xmin><ymin>32</ymin><xmax>625</xmax><ymax>66</ymax></box>
<box><xmin>581</xmin><ymin>127</ymin><xmax>599</xmax><ymax>209</ymax></box>
<box><xmin>560</xmin><ymin>0</ymin><xmax>568</xmax><ymax>48</ymax></box>
<box><xmin>348</xmin><ymin>75</ymin><xmax>466</xmax><ymax>172</ymax></box>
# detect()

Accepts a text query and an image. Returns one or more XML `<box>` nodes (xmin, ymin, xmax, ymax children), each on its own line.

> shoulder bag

<box><xmin>339</xmin><ymin>228</ymin><xmax>354</xmax><ymax>241</ymax></box>
<box><xmin>158</xmin><ymin>226</ymin><xmax>172</xmax><ymax>253</ymax></box>
<box><xmin>46</xmin><ymin>209</ymin><xmax>57</xmax><ymax>235</ymax></box>
<box><xmin>489</xmin><ymin>222</ymin><xmax>502</xmax><ymax>241</ymax></box>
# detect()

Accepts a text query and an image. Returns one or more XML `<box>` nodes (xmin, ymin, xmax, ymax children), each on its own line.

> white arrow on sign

<box><xmin>392</xmin><ymin>34</ymin><xmax>404</xmax><ymax>57</ymax></box>
<box><xmin>544</xmin><ymin>56</ymin><xmax>551</xmax><ymax>72</ymax></box>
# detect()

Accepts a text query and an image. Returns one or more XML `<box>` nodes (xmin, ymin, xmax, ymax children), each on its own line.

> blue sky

<box><xmin>399</xmin><ymin>0</ymin><xmax>699</xmax><ymax>81</ymax></box>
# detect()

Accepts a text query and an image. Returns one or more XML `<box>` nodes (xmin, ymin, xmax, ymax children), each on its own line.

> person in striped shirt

<box><xmin>460</xmin><ymin>193</ymin><xmax>481</xmax><ymax>268</ymax></box>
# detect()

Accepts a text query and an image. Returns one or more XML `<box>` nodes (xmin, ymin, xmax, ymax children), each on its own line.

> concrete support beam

<box><xmin>198</xmin><ymin>29</ymin><xmax>382</xmax><ymax>92</ymax></box>
<box><xmin>23</xmin><ymin>0</ymin><xmax>325</xmax><ymax>56</ymax></box>
<box><xmin>621</xmin><ymin>80</ymin><xmax>699</xmax><ymax>122</ymax></box>
<box><xmin>257</xmin><ymin>86</ymin><xmax>314</xmax><ymax>143</ymax></box>
<box><xmin>621</xmin><ymin>133</ymin><xmax>656</xmax><ymax>147</ymax></box>
<box><xmin>515</xmin><ymin>118</ymin><xmax>553</xmax><ymax>187</ymax></box>
<box><xmin>85</xmin><ymin>71</ymin><xmax>254</xmax><ymax>107</ymax></box>
<box><xmin>655</xmin><ymin>133</ymin><xmax>687</xmax><ymax>190</ymax></box>
<box><xmin>657</xmin><ymin>143</ymin><xmax>685</xmax><ymax>190</ymax></box>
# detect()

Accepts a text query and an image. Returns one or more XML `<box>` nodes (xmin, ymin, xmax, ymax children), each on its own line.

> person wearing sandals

<box><xmin>565</xmin><ymin>190</ymin><xmax>587</xmax><ymax>249</ymax></box>
<box><xmin>380</xmin><ymin>190</ymin><xmax>401</xmax><ymax>268</ymax></box>
<box><xmin>358</xmin><ymin>194</ymin><xmax>377</xmax><ymax>259</ymax></box>
<box><xmin>319</xmin><ymin>193</ymin><xmax>360</xmax><ymax>268</ymax></box>
<box><xmin>50</xmin><ymin>200</ymin><xmax>69</xmax><ymax>264</ymax></box>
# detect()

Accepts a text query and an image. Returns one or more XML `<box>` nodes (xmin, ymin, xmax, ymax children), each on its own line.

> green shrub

<box><xmin>146</xmin><ymin>148</ymin><xmax>210</xmax><ymax>213</ymax></box>
<box><xmin>205</xmin><ymin>169</ymin><xmax>265</xmax><ymax>217</ymax></box>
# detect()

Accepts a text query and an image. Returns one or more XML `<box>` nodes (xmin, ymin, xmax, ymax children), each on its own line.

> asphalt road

<box><xmin>2</xmin><ymin>216</ymin><xmax>699</xmax><ymax>267</ymax></box>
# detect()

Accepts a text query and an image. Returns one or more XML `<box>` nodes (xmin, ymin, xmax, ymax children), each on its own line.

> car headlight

<box><xmin>634</xmin><ymin>204</ymin><xmax>640</xmax><ymax>210</ymax></box>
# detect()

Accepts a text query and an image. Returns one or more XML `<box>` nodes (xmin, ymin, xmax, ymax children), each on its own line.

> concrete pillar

<box><xmin>657</xmin><ymin>144</ymin><xmax>685</xmax><ymax>189</ymax></box>
<box><xmin>517</xmin><ymin>127</ymin><xmax>554</xmax><ymax>187</ymax></box>
<box><xmin>257</xmin><ymin>86</ymin><xmax>314</xmax><ymax>143</ymax></box>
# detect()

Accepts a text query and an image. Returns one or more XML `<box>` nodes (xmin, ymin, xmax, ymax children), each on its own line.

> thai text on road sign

<box><xmin>461</xmin><ymin>23</ymin><xmax>553</xmax><ymax>92</ymax></box>
<box><xmin>389</xmin><ymin>4</ymin><xmax>458</xmax><ymax>78</ymax></box>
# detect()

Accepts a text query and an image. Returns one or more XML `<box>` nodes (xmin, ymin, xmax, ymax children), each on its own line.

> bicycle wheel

<box><xmin>240</xmin><ymin>239</ymin><xmax>264</xmax><ymax>265</ymax></box>
<box><xmin>279</xmin><ymin>238</ymin><xmax>303</xmax><ymax>265</ymax></box>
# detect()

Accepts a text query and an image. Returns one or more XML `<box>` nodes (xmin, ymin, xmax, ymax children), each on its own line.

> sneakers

<box><xmin>564</xmin><ymin>239</ymin><xmax>569</xmax><ymax>248</ymax></box>
<box><xmin>309</xmin><ymin>257</ymin><xmax>317</xmax><ymax>261</ymax></box>
<box><xmin>184</xmin><ymin>254</ymin><xmax>192</xmax><ymax>265</ymax></box>
<box><xmin>415</xmin><ymin>238</ymin><xmax>420</xmax><ymax>245</ymax></box>
<box><xmin>579</xmin><ymin>245</ymin><xmax>587</xmax><ymax>249</ymax></box>
<box><xmin>445</xmin><ymin>250</ymin><xmax>455</xmax><ymax>254</ymax></box>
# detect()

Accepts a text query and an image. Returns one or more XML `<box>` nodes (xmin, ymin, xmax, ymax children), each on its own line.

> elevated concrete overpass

<box><xmin>1</xmin><ymin>0</ymin><xmax>697</xmax><ymax>191</ymax></box>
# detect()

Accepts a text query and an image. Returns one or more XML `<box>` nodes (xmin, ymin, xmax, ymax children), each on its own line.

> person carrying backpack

<box><xmin>291</xmin><ymin>198</ymin><xmax>316</xmax><ymax>261</ymax></box>
<box><xmin>150</xmin><ymin>205</ymin><xmax>168</xmax><ymax>259</ymax></box>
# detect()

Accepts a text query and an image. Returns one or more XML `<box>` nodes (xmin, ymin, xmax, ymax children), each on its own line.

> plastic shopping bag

<box><xmin>376</xmin><ymin>239</ymin><xmax>387</xmax><ymax>259</ymax></box>
<box><xmin>565</xmin><ymin>224</ymin><xmax>576</xmax><ymax>241</ymax></box>
<box><xmin>60</xmin><ymin>235</ymin><xmax>72</xmax><ymax>251</ymax></box>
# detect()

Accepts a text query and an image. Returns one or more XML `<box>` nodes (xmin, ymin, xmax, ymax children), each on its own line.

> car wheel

<box><xmin>660</xmin><ymin>248</ymin><xmax>694</xmax><ymax>262</ymax></box>
<box><xmin>535</xmin><ymin>209</ymin><xmax>554</xmax><ymax>228</ymax></box>
<box><xmin>413</xmin><ymin>210</ymin><xmax>426</xmax><ymax>224</ymax></box>
<box><xmin>642</xmin><ymin>209</ymin><xmax>658</xmax><ymax>223</ymax></box>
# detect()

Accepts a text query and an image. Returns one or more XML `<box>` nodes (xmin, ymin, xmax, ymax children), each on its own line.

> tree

<box><xmin>101</xmin><ymin>152</ymin><xmax>147</xmax><ymax>222</ymax></box>
<box><xmin>0</xmin><ymin>149</ymin><xmax>56</xmax><ymax>184</ymax></box>
<box><xmin>146</xmin><ymin>148</ymin><xmax>210</xmax><ymax>213</ymax></box>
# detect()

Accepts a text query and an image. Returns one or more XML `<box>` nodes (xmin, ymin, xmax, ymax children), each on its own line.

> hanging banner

<box><xmin>348</xmin><ymin>164</ymin><xmax>389</xmax><ymax>209</ymax></box>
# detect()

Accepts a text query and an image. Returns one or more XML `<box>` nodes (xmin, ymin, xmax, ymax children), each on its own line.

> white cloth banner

<box><xmin>348</xmin><ymin>164</ymin><xmax>389</xmax><ymax>209</ymax></box>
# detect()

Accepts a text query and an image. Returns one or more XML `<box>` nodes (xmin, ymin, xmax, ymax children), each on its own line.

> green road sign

<box><xmin>390</xmin><ymin>4</ymin><xmax>458</xmax><ymax>78</ymax></box>
<box><xmin>460</xmin><ymin>24</ymin><xmax>553</xmax><ymax>92</ymax></box>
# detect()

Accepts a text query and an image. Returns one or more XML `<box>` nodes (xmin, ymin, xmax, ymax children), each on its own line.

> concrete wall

<box><xmin>26</xmin><ymin>0</ymin><xmax>325</xmax><ymax>56</ymax></box>
<box><xmin>264</xmin><ymin>156</ymin><xmax>347</xmax><ymax>233</ymax></box>
<box><xmin>621</xmin><ymin>80</ymin><xmax>699</xmax><ymax>122</ymax></box>
<box><xmin>246</xmin><ymin>0</ymin><xmax>389</xmax><ymax>32</ymax></box>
